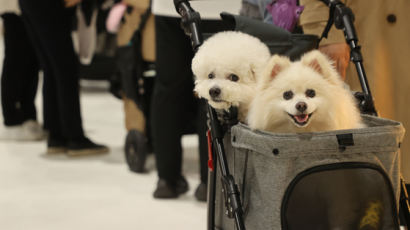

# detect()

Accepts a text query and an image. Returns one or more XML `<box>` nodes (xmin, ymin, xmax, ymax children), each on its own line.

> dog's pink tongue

<box><xmin>294</xmin><ymin>114</ymin><xmax>308</xmax><ymax>123</ymax></box>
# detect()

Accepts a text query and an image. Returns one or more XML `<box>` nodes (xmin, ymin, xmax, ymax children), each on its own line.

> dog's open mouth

<box><xmin>288</xmin><ymin>113</ymin><xmax>313</xmax><ymax>126</ymax></box>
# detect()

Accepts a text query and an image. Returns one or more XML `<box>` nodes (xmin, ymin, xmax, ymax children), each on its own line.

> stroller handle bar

<box><xmin>174</xmin><ymin>1</ymin><xmax>246</xmax><ymax>230</ymax></box>
<box><xmin>174</xmin><ymin>0</ymin><xmax>203</xmax><ymax>50</ymax></box>
<box><xmin>319</xmin><ymin>0</ymin><xmax>377</xmax><ymax>115</ymax></box>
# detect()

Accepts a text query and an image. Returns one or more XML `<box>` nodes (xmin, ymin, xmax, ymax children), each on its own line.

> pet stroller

<box><xmin>174</xmin><ymin>0</ymin><xmax>410</xmax><ymax>229</ymax></box>
<box><xmin>115</xmin><ymin>3</ymin><xmax>156</xmax><ymax>173</ymax></box>
<box><xmin>117</xmin><ymin>1</ymin><xmax>203</xmax><ymax>173</ymax></box>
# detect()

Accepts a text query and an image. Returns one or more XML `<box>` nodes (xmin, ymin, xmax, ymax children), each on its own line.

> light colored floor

<box><xmin>0</xmin><ymin>33</ymin><xmax>206</xmax><ymax>229</ymax></box>
<box><xmin>0</xmin><ymin>82</ymin><xmax>207</xmax><ymax>230</ymax></box>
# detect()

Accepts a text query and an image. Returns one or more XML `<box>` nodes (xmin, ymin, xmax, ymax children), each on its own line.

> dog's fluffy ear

<box><xmin>259</xmin><ymin>55</ymin><xmax>291</xmax><ymax>89</ymax></box>
<box><xmin>301</xmin><ymin>50</ymin><xmax>342</xmax><ymax>85</ymax></box>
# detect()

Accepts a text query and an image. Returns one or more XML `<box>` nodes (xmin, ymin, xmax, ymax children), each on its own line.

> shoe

<box><xmin>0</xmin><ymin>120</ymin><xmax>46</xmax><ymax>141</ymax></box>
<box><xmin>66</xmin><ymin>137</ymin><xmax>109</xmax><ymax>156</ymax></box>
<box><xmin>47</xmin><ymin>137</ymin><xmax>67</xmax><ymax>154</ymax></box>
<box><xmin>194</xmin><ymin>182</ymin><xmax>208</xmax><ymax>202</ymax></box>
<box><xmin>153</xmin><ymin>176</ymin><xmax>189</xmax><ymax>199</ymax></box>
<box><xmin>21</xmin><ymin>120</ymin><xmax>46</xmax><ymax>140</ymax></box>
<box><xmin>176</xmin><ymin>176</ymin><xmax>189</xmax><ymax>194</ymax></box>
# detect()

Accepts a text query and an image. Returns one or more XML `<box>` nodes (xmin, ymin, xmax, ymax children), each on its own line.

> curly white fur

<box><xmin>192</xmin><ymin>31</ymin><xmax>271</xmax><ymax>122</ymax></box>
<box><xmin>248</xmin><ymin>50</ymin><xmax>364</xmax><ymax>133</ymax></box>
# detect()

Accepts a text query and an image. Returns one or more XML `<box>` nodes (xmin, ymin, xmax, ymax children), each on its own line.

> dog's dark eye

<box><xmin>305</xmin><ymin>89</ymin><xmax>316</xmax><ymax>98</ymax></box>
<box><xmin>283</xmin><ymin>91</ymin><xmax>294</xmax><ymax>100</ymax></box>
<box><xmin>228</xmin><ymin>74</ymin><xmax>239</xmax><ymax>82</ymax></box>
<box><xmin>208</xmin><ymin>72</ymin><xmax>215</xmax><ymax>79</ymax></box>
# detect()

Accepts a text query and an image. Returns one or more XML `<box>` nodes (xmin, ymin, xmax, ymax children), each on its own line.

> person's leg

<box><xmin>19</xmin><ymin>3</ymin><xmax>65</xmax><ymax>147</ymax></box>
<box><xmin>19</xmin><ymin>18</ymin><xmax>40</xmax><ymax>124</ymax></box>
<box><xmin>0</xmin><ymin>13</ymin><xmax>44</xmax><ymax>141</ymax></box>
<box><xmin>19</xmin><ymin>0</ymin><xmax>108</xmax><ymax>155</ymax></box>
<box><xmin>19</xmin><ymin>0</ymin><xmax>83</xmax><ymax>140</ymax></box>
<box><xmin>1</xmin><ymin>13</ymin><xmax>30</xmax><ymax>126</ymax></box>
<box><xmin>21</xmin><ymin>10</ymin><xmax>66</xmax><ymax>144</ymax></box>
<box><xmin>151</xmin><ymin>16</ymin><xmax>195</xmax><ymax>198</ymax></box>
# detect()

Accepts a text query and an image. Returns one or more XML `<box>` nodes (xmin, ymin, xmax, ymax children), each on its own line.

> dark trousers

<box><xmin>151</xmin><ymin>16</ymin><xmax>208</xmax><ymax>184</ymax></box>
<box><xmin>19</xmin><ymin>0</ymin><xmax>84</xmax><ymax>141</ymax></box>
<box><xmin>1</xmin><ymin>13</ymin><xmax>39</xmax><ymax>126</ymax></box>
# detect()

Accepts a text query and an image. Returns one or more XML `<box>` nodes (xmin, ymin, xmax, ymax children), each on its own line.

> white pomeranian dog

<box><xmin>192</xmin><ymin>31</ymin><xmax>271</xmax><ymax>122</ymax></box>
<box><xmin>248</xmin><ymin>50</ymin><xmax>364</xmax><ymax>133</ymax></box>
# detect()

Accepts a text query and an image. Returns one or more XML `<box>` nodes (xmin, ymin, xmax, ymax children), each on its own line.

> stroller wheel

<box><xmin>125</xmin><ymin>129</ymin><xmax>147</xmax><ymax>173</ymax></box>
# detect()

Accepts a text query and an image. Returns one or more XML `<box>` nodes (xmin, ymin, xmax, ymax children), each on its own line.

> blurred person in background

<box><xmin>0</xmin><ymin>0</ymin><xmax>45</xmax><ymax>141</ymax></box>
<box><xmin>150</xmin><ymin>0</ymin><xmax>241</xmax><ymax>201</ymax></box>
<box><xmin>18</xmin><ymin>0</ymin><xmax>108</xmax><ymax>156</ymax></box>
<box><xmin>299</xmin><ymin>0</ymin><xmax>410</xmax><ymax>181</ymax></box>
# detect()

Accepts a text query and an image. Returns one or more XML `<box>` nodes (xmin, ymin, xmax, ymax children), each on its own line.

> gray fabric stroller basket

<box><xmin>172</xmin><ymin>0</ymin><xmax>410</xmax><ymax>229</ymax></box>
<box><xmin>214</xmin><ymin>115</ymin><xmax>405</xmax><ymax>230</ymax></box>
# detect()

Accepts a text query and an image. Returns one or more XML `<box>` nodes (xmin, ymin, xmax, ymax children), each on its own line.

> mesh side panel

<box><xmin>282</xmin><ymin>164</ymin><xmax>399</xmax><ymax>230</ymax></box>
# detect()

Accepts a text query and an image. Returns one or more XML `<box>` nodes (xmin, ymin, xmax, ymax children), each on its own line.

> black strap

<box><xmin>318</xmin><ymin>0</ymin><xmax>336</xmax><ymax>45</ymax></box>
<box><xmin>130</xmin><ymin>1</ymin><xmax>152</xmax><ymax>44</ymax></box>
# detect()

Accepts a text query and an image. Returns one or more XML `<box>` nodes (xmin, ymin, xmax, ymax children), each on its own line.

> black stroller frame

<box><xmin>173</xmin><ymin>0</ymin><xmax>410</xmax><ymax>229</ymax></box>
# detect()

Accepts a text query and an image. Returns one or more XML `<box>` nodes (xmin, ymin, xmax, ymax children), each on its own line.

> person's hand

<box><xmin>319</xmin><ymin>43</ymin><xmax>350</xmax><ymax>80</ymax></box>
<box><xmin>64</xmin><ymin>0</ymin><xmax>82</xmax><ymax>8</ymax></box>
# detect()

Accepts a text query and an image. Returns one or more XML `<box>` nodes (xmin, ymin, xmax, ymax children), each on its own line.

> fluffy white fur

<box><xmin>248</xmin><ymin>50</ymin><xmax>364</xmax><ymax>133</ymax></box>
<box><xmin>192</xmin><ymin>31</ymin><xmax>271</xmax><ymax>122</ymax></box>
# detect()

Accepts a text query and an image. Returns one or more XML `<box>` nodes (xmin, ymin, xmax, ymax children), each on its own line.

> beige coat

<box><xmin>300</xmin><ymin>0</ymin><xmax>410</xmax><ymax>179</ymax></box>
<box><xmin>0</xmin><ymin>0</ymin><xmax>19</xmax><ymax>14</ymax></box>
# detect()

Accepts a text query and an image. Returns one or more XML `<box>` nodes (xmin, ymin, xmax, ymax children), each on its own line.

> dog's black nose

<box><xmin>296</xmin><ymin>102</ymin><xmax>307</xmax><ymax>112</ymax></box>
<box><xmin>209</xmin><ymin>87</ymin><xmax>221</xmax><ymax>98</ymax></box>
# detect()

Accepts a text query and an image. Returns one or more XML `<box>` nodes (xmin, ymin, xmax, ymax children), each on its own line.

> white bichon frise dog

<box><xmin>248</xmin><ymin>50</ymin><xmax>364</xmax><ymax>133</ymax></box>
<box><xmin>192</xmin><ymin>31</ymin><xmax>271</xmax><ymax>122</ymax></box>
